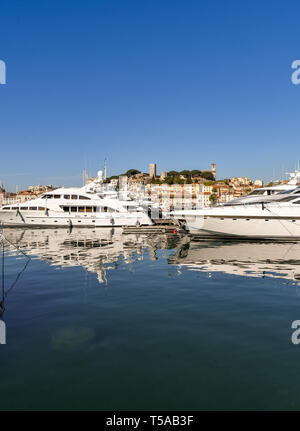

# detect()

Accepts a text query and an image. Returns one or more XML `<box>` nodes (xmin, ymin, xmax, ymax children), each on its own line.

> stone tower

<box><xmin>149</xmin><ymin>163</ymin><xmax>157</xmax><ymax>178</ymax></box>
<box><xmin>211</xmin><ymin>163</ymin><xmax>216</xmax><ymax>179</ymax></box>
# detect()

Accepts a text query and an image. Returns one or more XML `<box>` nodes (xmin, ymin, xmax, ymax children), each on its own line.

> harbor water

<box><xmin>1</xmin><ymin>227</ymin><xmax>300</xmax><ymax>410</ymax></box>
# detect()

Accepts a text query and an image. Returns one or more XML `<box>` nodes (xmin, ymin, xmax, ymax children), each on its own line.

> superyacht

<box><xmin>0</xmin><ymin>171</ymin><xmax>153</xmax><ymax>227</ymax></box>
<box><xmin>174</xmin><ymin>170</ymin><xmax>300</xmax><ymax>239</ymax></box>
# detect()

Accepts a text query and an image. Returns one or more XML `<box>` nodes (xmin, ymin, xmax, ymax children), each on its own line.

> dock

<box><xmin>122</xmin><ymin>224</ymin><xmax>185</xmax><ymax>235</ymax></box>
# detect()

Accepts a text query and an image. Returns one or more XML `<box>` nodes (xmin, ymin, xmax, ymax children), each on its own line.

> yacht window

<box><xmin>64</xmin><ymin>195</ymin><xmax>70</xmax><ymax>199</ymax></box>
<box><xmin>20</xmin><ymin>207</ymin><xmax>28</xmax><ymax>210</ymax></box>
<box><xmin>104</xmin><ymin>207</ymin><xmax>108</xmax><ymax>212</ymax></box>
<box><xmin>78</xmin><ymin>207</ymin><xmax>85</xmax><ymax>212</ymax></box>
<box><xmin>70</xmin><ymin>207</ymin><xmax>77</xmax><ymax>212</ymax></box>
<box><xmin>79</xmin><ymin>195</ymin><xmax>91</xmax><ymax>200</ymax></box>
<box><xmin>12</xmin><ymin>207</ymin><xmax>18</xmax><ymax>210</ymax></box>
<box><xmin>93</xmin><ymin>207</ymin><xmax>97</xmax><ymax>212</ymax></box>
<box><xmin>38</xmin><ymin>207</ymin><xmax>45</xmax><ymax>211</ymax></box>
<box><xmin>54</xmin><ymin>195</ymin><xmax>60</xmax><ymax>199</ymax></box>
<box><xmin>85</xmin><ymin>207</ymin><xmax>93</xmax><ymax>212</ymax></box>
<box><xmin>63</xmin><ymin>207</ymin><xmax>70</xmax><ymax>212</ymax></box>
<box><xmin>29</xmin><ymin>207</ymin><xmax>37</xmax><ymax>210</ymax></box>
<box><xmin>71</xmin><ymin>195</ymin><xmax>78</xmax><ymax>200</ymax></box>
<box><xmin>248</xmin><ymin>190</ymin><xmax>265</xmax><ymax>196</ymax></box>
<box><xmin>42</xmin><ymin>194</ymin><xmax>53</xmax><ymax>199</ymax></box>
<box><xmin>279</xmin><ymin>189</ymin><xmax>295</xmax><ymax>194</ymax></box>
<box><xmin>292</xmin><ymin>199</ymin><xmax>300</xmax><ymax>204</ymax></box>
<box><xmin>3</xmin><ymin>207</ymin><xmax>10</xmax><ymax>210</ymax></box>
<box><xmin>279</xmin><ymin>196</ymin><xmax>300</xmax><ymax>202</ymax></box>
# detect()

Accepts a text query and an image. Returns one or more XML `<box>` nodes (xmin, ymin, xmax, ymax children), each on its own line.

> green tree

<box><xmin>201</xmin><ymin>171</ymin><xmax>215</xmax><ymax>181</ymax></box>
<box><xmin>163</xmin><ymin>176</ymin><xmax>174</xmax><ymax>184</ymax></box>
<box><xmin>167</xmin><ymin>170</ymin><xmax>179</xmax><ymax>177</ymax></box>
<box><xmin>190</xmin><ymin>170</ymin><xmax>202</xmax><ymax>177</ymax></box>
<box><xmin>209</xmin><ymin>193</ymin><xmax>218</xmax><ymax>205</ymax></box>
<box><xmin>125</xmin><ymin>169</ymin><xmax>141</xmax><ymax>177</ymax></box>
<box><xmin>179</xmin><ymin>170</ymin><xmax>191</xmax><ymax>176</ymax></box>
<box><xmin>173</xmin><ymin>176</ymin><xmax>185</xmax><ymax>184</ymax></box>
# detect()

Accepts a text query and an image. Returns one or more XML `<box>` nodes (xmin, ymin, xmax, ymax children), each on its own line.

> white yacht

<box><xmin>178</xmin><ymin>191</ymin><xmax>300</xmax><ymax>239</ymax></box>
<box><xmin>0</xmin><ymin>171</ymin><xmax>153</xmax><ymax>227</ymax></box>
<box><xmin>173</xmin><ymin>170</ymin><xmax>300</xmax><ymax>239</ymax></box>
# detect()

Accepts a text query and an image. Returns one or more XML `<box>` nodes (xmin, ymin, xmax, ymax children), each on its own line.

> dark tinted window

<box><xmin>280</xmin><ymin>196</ymin><xmax>300</xmax><ymax>202</ymax></box>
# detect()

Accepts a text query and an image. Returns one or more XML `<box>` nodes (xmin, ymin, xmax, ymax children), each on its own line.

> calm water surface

<box><xmin>1</xmin><ymin>227</ymin><xmax>300</xmax><ymax>410</ymax></box>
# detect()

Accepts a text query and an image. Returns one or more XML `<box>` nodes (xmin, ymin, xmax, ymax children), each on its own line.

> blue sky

<box><xmin>0</xmin><ymin>0</ymin><xmax>300</xmax><ymax>190</ymax></box>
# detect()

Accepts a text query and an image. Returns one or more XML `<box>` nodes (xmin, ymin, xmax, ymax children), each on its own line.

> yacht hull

<box><xmin>185</xmin><ymin>214</ymin><xmax>300</xmax><ymax>239</ymax></box>
<box><xmin>0</xmin><ymin>211</ymin><xmax>153</xmax><ymax>227</ymax></box>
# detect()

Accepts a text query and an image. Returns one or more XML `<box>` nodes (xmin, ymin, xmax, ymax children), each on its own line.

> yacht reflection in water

<box><xmin>169</xmin><ymin>239</ymin><xmax>300</xmax><ymax>284</ymax></box>
<box><xmin>4</xmin><ymin>227</ymin><xmax>300</xmax><ymax>287</ymax></box>
<box><xmin>3</xmin><ymin>227</ymin><xmax>179</xmax><ymax>284</ymax></box>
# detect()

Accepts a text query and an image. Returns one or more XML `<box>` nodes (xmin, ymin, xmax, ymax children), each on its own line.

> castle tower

<box><xmin>211</xmin><ymin>163</ymin><xmax>216</xmax><ymax>179</ymax></box>
<box><xmin>149</xmin><ymin>163</ymin><xmax>157</xmax><ymax>178</ymax></box>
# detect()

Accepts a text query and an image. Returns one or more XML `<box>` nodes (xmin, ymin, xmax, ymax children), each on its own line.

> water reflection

<box><xmin>3</xmin><ymin>227</ymin><xmax>179</xmax><ymax>284</ymax></box>
<box><xmin>170</xmin><ymin>238</ymin><xmax>300</xmax><ymax>284</ymax></box>
<box><xmin>3</xmin><ymin>227</ymin><xmax>300</xmax><ymax>288</ymax></box>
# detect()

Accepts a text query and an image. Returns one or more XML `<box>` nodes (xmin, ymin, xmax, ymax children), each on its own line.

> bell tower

<box><xmin>211</xmin><ymin>163</ymin><xmax>216</xmax><ymax>179</ymax></box>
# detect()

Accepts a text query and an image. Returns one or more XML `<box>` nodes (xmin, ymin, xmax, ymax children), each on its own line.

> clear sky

<box><xmin>0</xmin><ymin>0</ymin><xmax>300</xmax><ymax>190</ymax></box>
